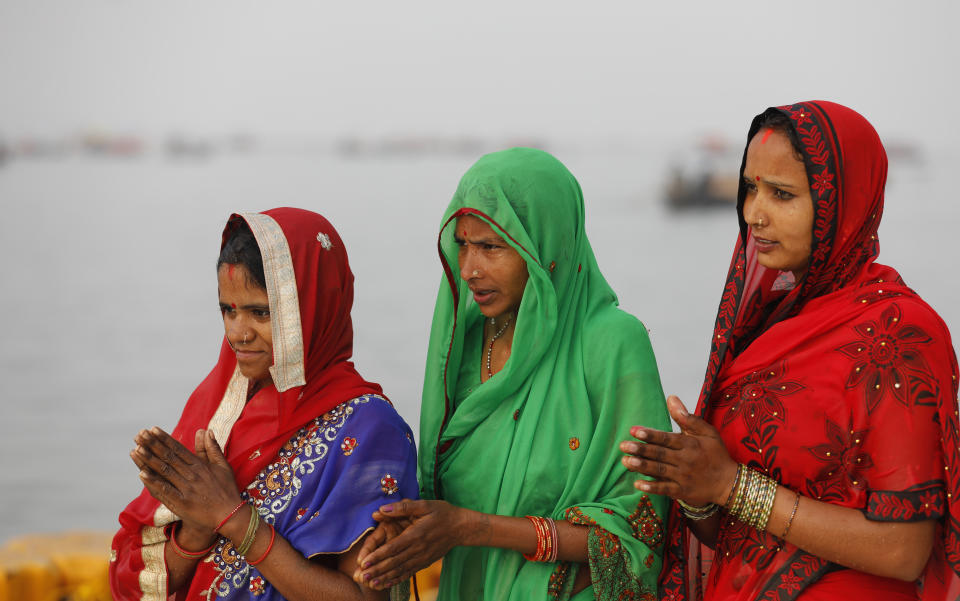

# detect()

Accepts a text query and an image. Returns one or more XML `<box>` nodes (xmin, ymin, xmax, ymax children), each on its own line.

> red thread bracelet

<box><xmin>248</xmin><ymin>524</ymin><xmax>276</xmax><ymax>566</ymax></box>
<box><xmin>215</xmin><ymin>501</ymin><xmax>247</xmax><ymax>532</ymax></box>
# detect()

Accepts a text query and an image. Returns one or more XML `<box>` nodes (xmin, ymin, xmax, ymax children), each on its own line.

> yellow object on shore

<box><xmin>0</xmin><ymin>531</ymin><xmax>441</xmax><ymax>601</ymax></box>
<box><xmin>0</xmin><ymin>531</ymin><xmax>112</xmax><ymax>601</ymax></box>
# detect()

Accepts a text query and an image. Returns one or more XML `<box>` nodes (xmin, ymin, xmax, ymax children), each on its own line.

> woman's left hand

<box><xmin>354</xmin><ymin>499</ymin><xmax>467</xmax><ymax>590</ymax></box>
<box><xmin>131</xmin><ymin>427</ymin><xmax>242</xmax><ymax>530</ymax></box>
<box><xmin>620</xmin><ymin>395</ymin><xmax>739</xmax><ymax>507</ymax></box>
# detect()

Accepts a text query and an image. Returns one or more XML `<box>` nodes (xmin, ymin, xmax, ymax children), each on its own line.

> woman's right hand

<box><xmin>620</xmin><ymin>395</ymin><xmax>739</xmax><ymax>507</ymax></box>
<box><xmin>354</xmin><ymin>500</ymin><xmax>469</xmax><ymax>590</ymax></box>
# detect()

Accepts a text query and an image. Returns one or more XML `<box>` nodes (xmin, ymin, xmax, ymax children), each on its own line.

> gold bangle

<box><xmin>780</xmin><ymin>491</ymin><xmax>801</xmax><ymax>540</ymax></box>
<box><xmin>756</xmin><ymin>477</ymin><xmax>776</xmax><ymax>531</ymax></box>
<box><xmin>724</xmin><ymin>464</ymin><xmax>743</xmax><ymax>509</ymax></box>
<box><xmin>740</xmin><ymin>469</ymin><xmax>761</xmax><ymax>526</ymax></box>
<box><xmin>236</xmin><ymin>507</ymin><xmax>260</xmax><ymax>557</ymax></box>
<box><xmin>677</xmin><ymin>499</ymin><xmax>719</xmax><ymax>520</ymax></box>
<box><xmin>730</xmin><ymin>464</ymin><xmax>748</xmax><ymax>518</ymax></box>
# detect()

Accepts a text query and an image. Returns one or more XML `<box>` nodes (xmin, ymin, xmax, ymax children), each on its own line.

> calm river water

<box><xmin>1</xmin><ymin>146</ymin><xmax>956</xmax><ymax>543</ymax></box>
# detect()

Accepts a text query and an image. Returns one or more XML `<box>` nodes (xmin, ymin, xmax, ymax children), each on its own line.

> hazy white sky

<box><xmin>1</xmin><ymin>0</ymin><xmax>957</xmax><ymax>144</ymax></box>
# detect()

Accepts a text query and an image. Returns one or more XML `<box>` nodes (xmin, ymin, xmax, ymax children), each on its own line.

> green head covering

<box><xmin>420</xmin><ymin>148</ymin><xmax>670</xmax><ymax>600</ymax></box>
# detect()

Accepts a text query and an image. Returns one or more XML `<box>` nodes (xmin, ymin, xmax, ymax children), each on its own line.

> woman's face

<box><xmin>218</xmin><ymin>264</ymin><xmax>274</xmax><ymax>385</ymax></box>
<box><xmin>454</xmin><ymin>215</ymin><xmax>529</xmax><ymax>319</ymax></box>
<box><xmin>742</xmin><ymin>128</ymin><xmax>815</xmax><ymax>278</ymax></box>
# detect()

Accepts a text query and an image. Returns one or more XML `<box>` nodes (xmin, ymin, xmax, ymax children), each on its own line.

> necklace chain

<box><xmin>485</xmin><ymin>315</ymin><xmax>513</xmax><ymax>379</ymax></box>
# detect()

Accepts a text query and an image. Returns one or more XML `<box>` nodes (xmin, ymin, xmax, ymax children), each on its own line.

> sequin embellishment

<box><xmin>381</xmin><ymin>474</ymin><xmax>399</xmax><ymax>495</ymax></box>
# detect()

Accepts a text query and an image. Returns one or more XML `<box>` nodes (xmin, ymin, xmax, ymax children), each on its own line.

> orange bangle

<box><xmin>166</xmin><ymin>523</ymin><xmax>216</xmax><ymax>559</ymax></box>
<box><xmin>248</xmin><ymin>524</ymin><xmax>276</xmax><ymax>566</ymax></box>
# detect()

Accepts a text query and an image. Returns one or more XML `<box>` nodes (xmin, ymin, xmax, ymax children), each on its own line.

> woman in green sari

<box><xmin>355</xmin><ymin>148</ymin><xmax>669</xmax><ymax>600</ymax></box>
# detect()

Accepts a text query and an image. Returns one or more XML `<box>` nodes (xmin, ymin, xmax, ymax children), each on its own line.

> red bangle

<box><xmin>215</xmin><ymin>501</ymin><xmax>247</xmax><ymax>532</ymax></box>
<box><xmin>248</xmin><ymin>524</ymin><xmax>276</xmax><ymax>566</ymax></box>
<box><xmin>165</xmin><ymin>522</ymin><xmax>216</xmax><ymax>559</ymax></box>
<box><xmin>523</xmin><ymin>515</ymin><xmax>555</xmax><ymax>562</ymax></box>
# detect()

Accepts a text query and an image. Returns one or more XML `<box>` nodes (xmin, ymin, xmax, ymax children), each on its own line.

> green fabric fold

<box><xmin>419</xmin><ymin>147</ymin><xmax>670</xmax><ymax>600</ymax></box>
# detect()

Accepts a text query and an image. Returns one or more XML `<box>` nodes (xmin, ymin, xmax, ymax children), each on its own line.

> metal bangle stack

<box><xmin>727</xmin><ymin>464</ymin><xmax>778</xmax><ymax>531</ymax></box>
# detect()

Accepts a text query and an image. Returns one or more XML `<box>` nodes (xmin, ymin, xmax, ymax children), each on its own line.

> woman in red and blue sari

<box><xmin>110</xmin><ymin>208</ymin><xmax>417</xmax><ymax>601</ymax></box>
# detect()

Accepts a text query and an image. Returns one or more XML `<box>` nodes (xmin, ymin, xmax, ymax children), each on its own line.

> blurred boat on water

<box><xmin>664</xmin><ymin>134</ymin><xmax>739</xmax><ymax>211</ymax></box>
<box><xmin>336</xmin><ymin>134</ymin><xmax>486</xmax><ymax>157</ymax></box>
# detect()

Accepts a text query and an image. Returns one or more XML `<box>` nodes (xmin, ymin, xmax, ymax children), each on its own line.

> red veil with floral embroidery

<box><xmin>660</xmin><ymin>102</ymin><xmax>960</xmax><ymax>600</ymax></box>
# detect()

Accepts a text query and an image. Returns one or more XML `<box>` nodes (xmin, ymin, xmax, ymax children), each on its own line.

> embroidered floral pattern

<box><xmin>865</xmin><ymin>481</ymin><xmax>946</xmax><ymax>522</ymax></box>
<box><xmin>248</xmin><ymin>576</ymin><xmax>265</xmax><ymax>596</ymax></box>
<box><xmin>837</xmin><ymin>303</ymin><xmax>939</xmax><ymax>412</ymax></box>
<box><xmin>755</xmin><ymin>550</ymin><xmax>836</xmax><ymax>601</ymax></box>
<box><xmin>565</xmin><ymin>506</ymin><xmax>597</xmax><ymax>526</ymax></box>
<box><xmin>565</xmin><ymin>506</ymin><xmax>659</xmax><ymax>600</ymax></box>
<box><xmin>380</xmin><ymin>474</ymin><xmax>399</xmax><ymax>495</ymax></box>
<box><xmin>546</xmin><ymin>562</ymin><xmax>572</xmax><ymax>599</ymax></box>
<box><xmin>341</xmin><ymin>436</ymin><xmax>357</xmax><ymax>456</ymax></box>
<box><xmin>201</xmin><ymin>395</ymin><xmax>381</xmax><ymax>600</ymax></box>
<box><xmin>568</xmin><ymin>437</ymin><xmax>580</xmax><ymax>450</ymax></box>
<box><xmin>586</xmin><ymin>525</ymin><xmax>657</xmax><ymax>601</ymax></box>
<box><xmin>810</xmin><ymin>171</ymin><xmax>835</xmax><ymax>195</ymax></box>
<box><xmin>628</xmin><ymin>496</ymin><xmax>663</xmax><ymax>549</ymax></box>
<box><xmin>714</xmin><ymin>515</ymin><xmax>780</xmax><ymax>580</ymax></box>
<box><xmin>805</xmin><ymin>418</ymin><xmax>872</xmax><ymax>503</ymax></box>
<box><xmin>712</xmin><ymin>361</ymin><xmax>804</xmax><ymax>478</ymax></box>
<box><xmin>715</xmin><ymin>361</ymin><xmax>804</xmax><ymax>430</ymax></box>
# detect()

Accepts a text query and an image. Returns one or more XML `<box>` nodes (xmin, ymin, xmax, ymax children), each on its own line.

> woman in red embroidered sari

<box><xmin>109</xmin><ymin>208</ymin><xmax>417</xmax><ymax>601</ymax></box>
<box><xmin>621</xmin><ymin>101</ymin><xmax>960</xmax><ymax>600</ymax></box>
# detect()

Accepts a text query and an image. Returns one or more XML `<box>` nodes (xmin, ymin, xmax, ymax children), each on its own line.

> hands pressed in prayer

<box><xmin>130</xmin><ymin>427</ymin><xmax>242</xmax><ymax>532</ymax></box>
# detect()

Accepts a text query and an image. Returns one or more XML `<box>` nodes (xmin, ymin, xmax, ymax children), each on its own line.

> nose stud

<box><xmin>243</xmin><ymin>333</ymin><xmax>249</xmax><ymax>343</ymax></box>
<box><xmin>757</xmin><ymin>217</ymin><xmax>764</xmax><ymax>227</ymax></box>
<box><xmin>472</xmin><ymin>270</ymin><xmax>479</xmax><ymax>276</ymax></box>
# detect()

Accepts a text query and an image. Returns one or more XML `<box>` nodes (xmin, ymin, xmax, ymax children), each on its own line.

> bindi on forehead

<box><xmin>231</xmin><ymin>303</ymin><xmax>236</xmax><ymax>309</ymax></box>
<box><xmin>760</xmin><ymin>128</ymin><xmax>774</xmax><ymax>144</ymax></box>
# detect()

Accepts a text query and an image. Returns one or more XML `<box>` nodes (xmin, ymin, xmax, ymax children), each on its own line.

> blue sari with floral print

<box><xmin>204</xmin><ymin>394</ymin><xmax>417</xmax><ymax>600</ymax></box>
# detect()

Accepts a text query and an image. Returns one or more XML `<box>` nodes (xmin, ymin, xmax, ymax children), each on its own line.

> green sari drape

<box><xmin>419</xmin><ymin>148</ymin><xmax>670</xmax><ymax>600</ymax></box>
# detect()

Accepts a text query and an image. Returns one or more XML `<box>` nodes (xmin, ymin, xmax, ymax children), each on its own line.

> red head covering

<box><xmin>110</xmin><ymin>207</ymin><xmax>382</xmax><ymax>600</ymax></box>
<box><xmin>662</xmin><ymin>102</ymin><xmax>960</xmax><ymax>600</ymax></box>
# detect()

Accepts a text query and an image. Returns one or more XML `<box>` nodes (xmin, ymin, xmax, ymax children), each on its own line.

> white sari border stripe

<box><xmin>242</xmin><ymin>212</ymin><xmax>306</xmax><ymax>392</ymax></box>
<box><xmin>207</xmin><ymin>365</ymin><xmax>248</xmax><ymax>448</ymax></box>
<box><xmin>139</xmin><ymin>525</ymin><xmax>168</xmax><ymax>601</ymax></box>
<box><xmin>139</xmin><ymin>366</ymin><xmax>248</xmax><ymax>599</ymax></box>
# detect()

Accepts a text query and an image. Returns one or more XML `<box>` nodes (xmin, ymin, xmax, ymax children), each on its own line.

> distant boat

<box><xmin>665</xmin><ymin>134</ymin><xmax>739</xmax><ymax>210</ymax></box>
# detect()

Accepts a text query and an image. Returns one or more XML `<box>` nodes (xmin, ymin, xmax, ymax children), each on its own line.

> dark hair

<box><xmin>754</xmin><ymin>108</ymin><xmax>804</xmax><ymax>161</ymax></box>
<box><xmin>217</xmin><ymin>220</ymin><xmax>266</xmax><ymax>289</ymax></box>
